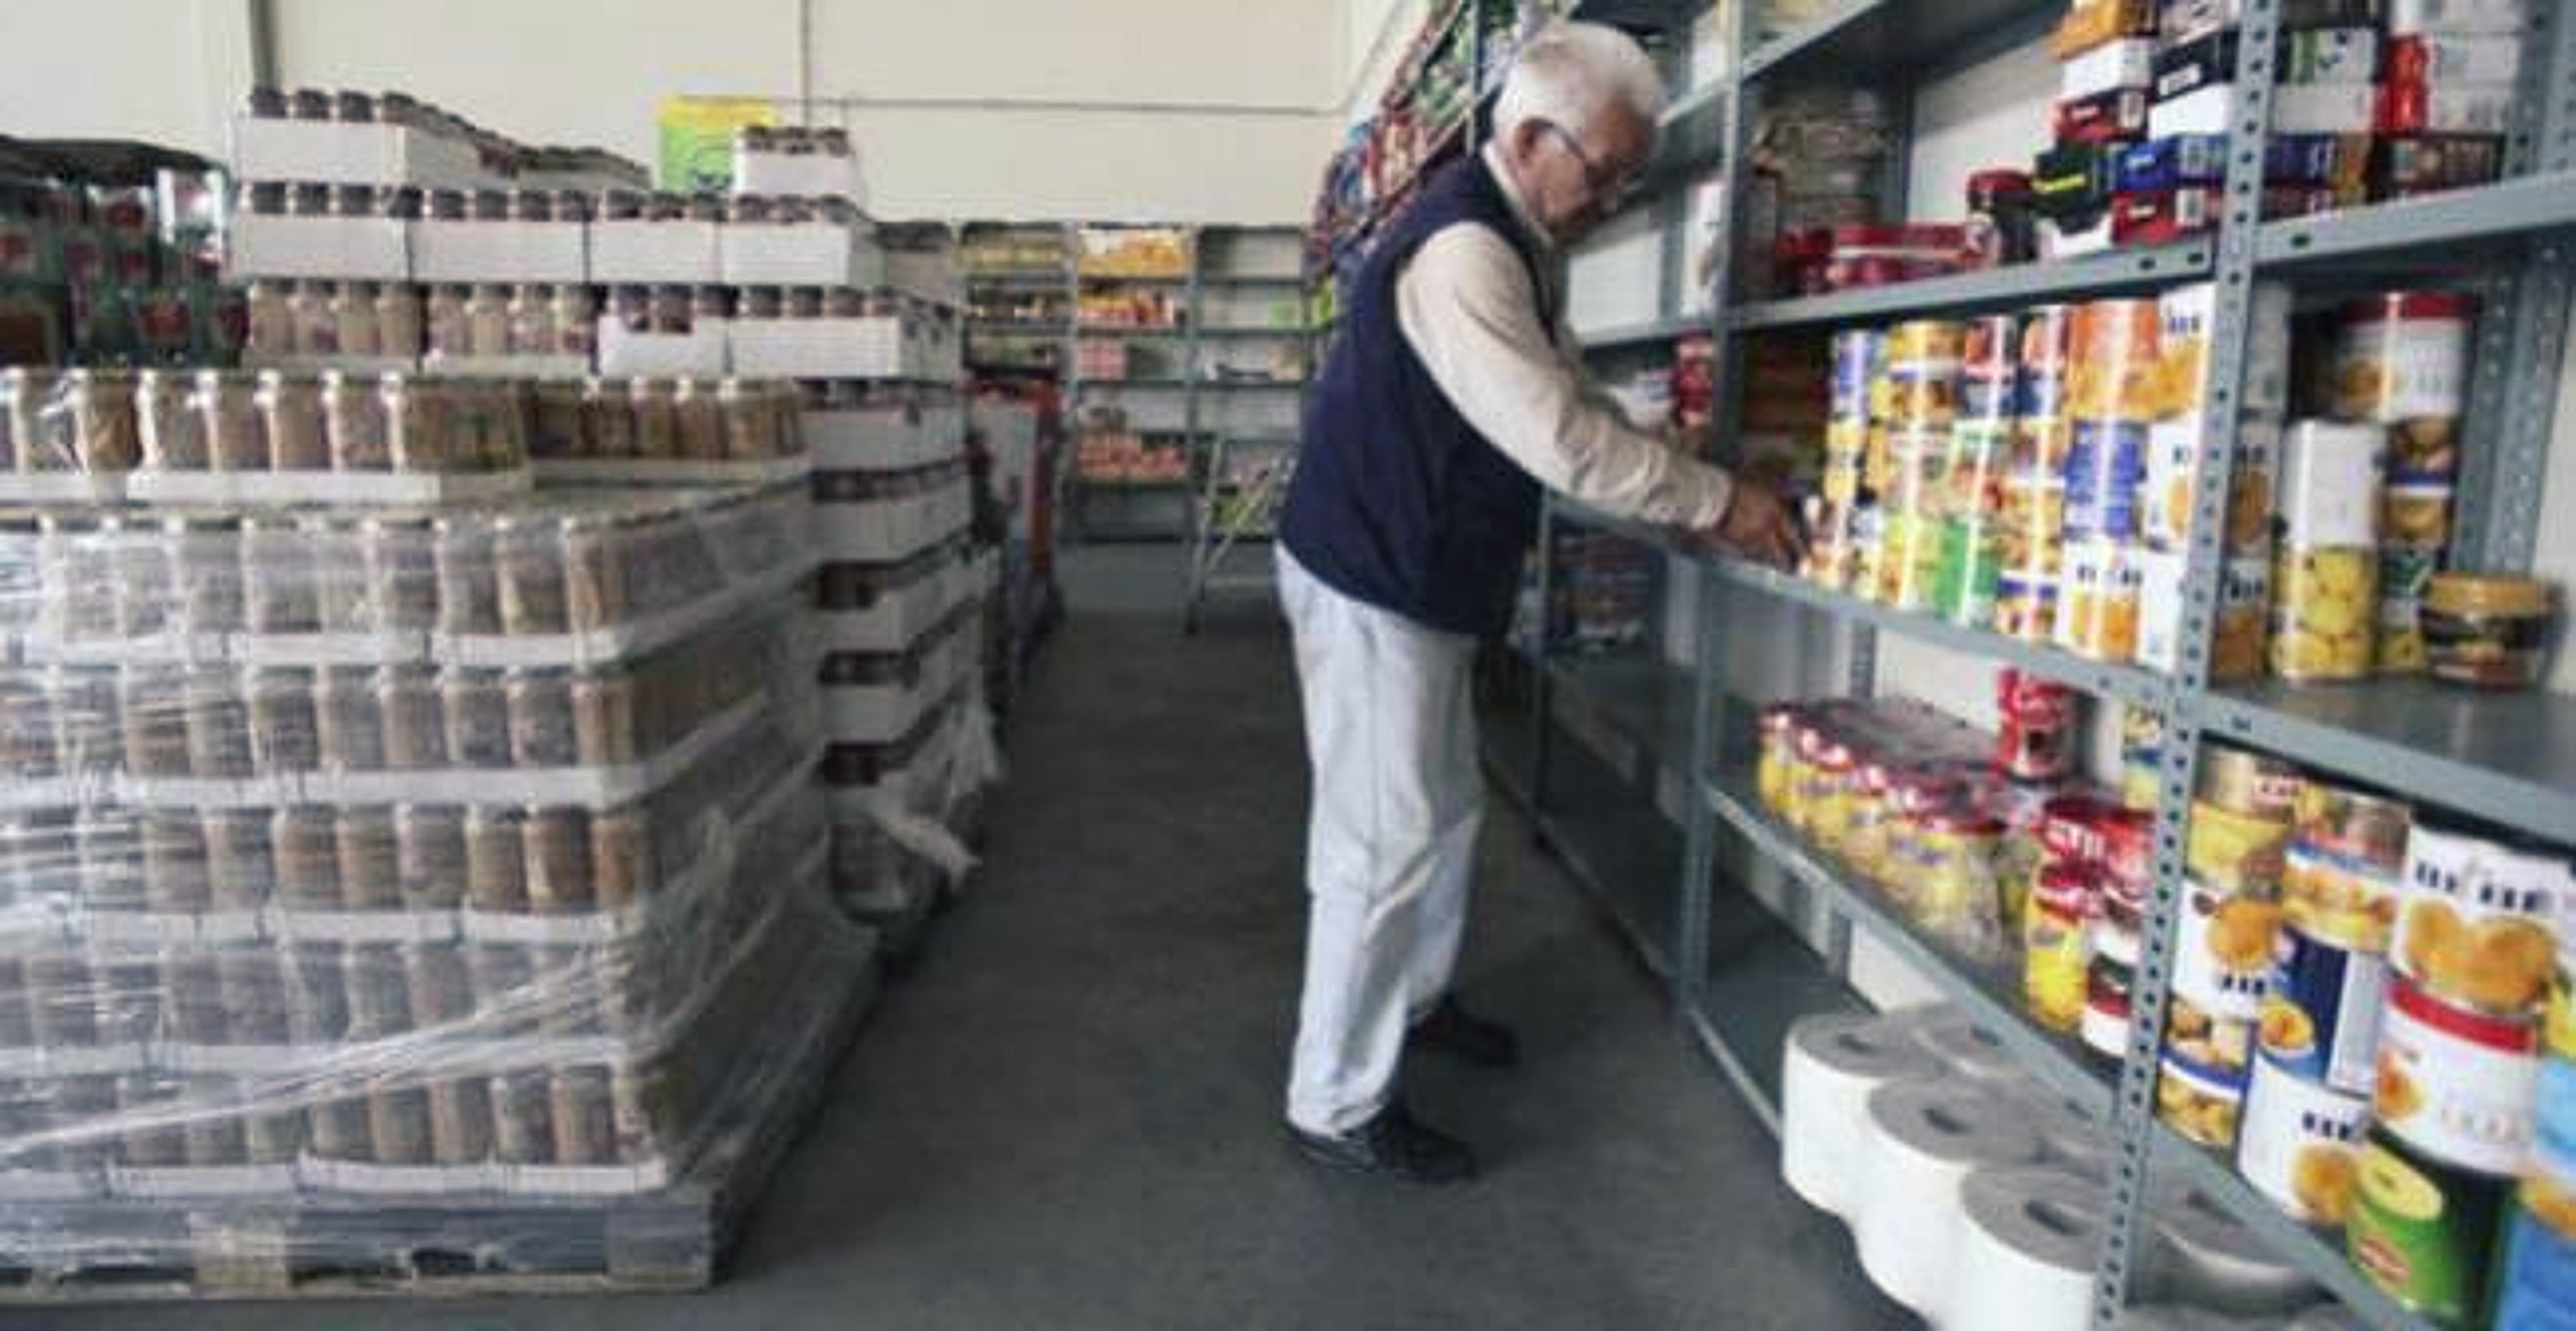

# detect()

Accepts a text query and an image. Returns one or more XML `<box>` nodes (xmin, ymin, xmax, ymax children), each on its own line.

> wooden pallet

<box><xmin>0</xmin><ymin>928</ymin><xmax>881</xmax><ymax>1303</ymax></box>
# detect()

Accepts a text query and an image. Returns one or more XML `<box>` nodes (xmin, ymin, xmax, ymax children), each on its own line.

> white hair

<box><xmin>1494</xmin><ymin>21</ymin><xmax>1666</xmax><ymax>144</ymax></box>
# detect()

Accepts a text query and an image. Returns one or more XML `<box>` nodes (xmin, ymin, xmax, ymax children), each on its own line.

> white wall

<box><xmin>0</xmin><ymin>0</ymin><xmax>1344</xmax><ymax>223</ymax></box>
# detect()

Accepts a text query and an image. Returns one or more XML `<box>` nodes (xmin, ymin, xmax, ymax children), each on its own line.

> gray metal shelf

<box><xmin>2198</xmin><ymin>678</ymin><xmax>2576</xmax><ymax>834</ymax></box>
<box><xmin>2260</xmin><ymin>170</ymin><xmax>2576</xmax><ymax>267</ymax></box>
<box><xmin>1576</xmin><ymin>312</ymin><xmax>1712</xmax><ymax>352</ymax></box>
<box><xmin>1544</xmin><ymin>652</ymin><xmax>1698</xmax><ymax>779</ymax></box>
<box><xmin>2146</xmin><ymin>1130</ymin><xmax>2428</xmax><ymax>1331</ymax></box>
<box><xmin>1701</xmin><ymin>764</ymin><xmax>2119</xmax><ymax>1119</ymax></box>
<box><xmin>1729</xmin><ymin>241</ymin><xmax>2213</xmax><ymax>331</ymax></box>
<box><xmin>1685</xmin><ymin>867</ymin><xmax>1869</xmax><ymax>1133</ymax></box>
<box><xmin>1704</xmin><ymin>555</ymin><xmax>2171</xmax><ymax>709</ymax></box>
<box><xmin>1488</xmin><ymin>696</ymin><xmax>1688</xmax><ymax>980</ymax></box>
<box><xmin>1740</xmin><ymin>0</ymin><xmax>2061</xmax><ymax>88</ymax></box>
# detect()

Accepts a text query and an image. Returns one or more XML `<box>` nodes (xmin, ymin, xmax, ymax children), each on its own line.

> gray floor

<box><xmin>57</xmin><ymin>545</ymin><xmax>1907</xmax><ymax>1331</ymax></box>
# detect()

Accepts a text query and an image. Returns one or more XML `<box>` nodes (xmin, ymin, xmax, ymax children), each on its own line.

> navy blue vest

<box><xmin>1282</xmin><ymin>155</ymin><xmax>1553</xmax><ymax>638</ymax></box>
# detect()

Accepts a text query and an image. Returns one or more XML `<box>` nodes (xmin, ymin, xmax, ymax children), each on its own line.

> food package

<box><xmin>2271</xmin><ymin>546</ymin><xmax>2381</xmax><ymax>682</ymax></box>
<box><xmin>2056</xmin><ymin>537</ymin><xmax>2146</xmax><ymax>664</ymax></box>
<box><xmin>2068</xmin><ymin>300</ymin><xmax>2164</xmax><ymax>422</ymax></box>
<box><xmin>2332</xmin><ymin>292</ymin><xmax>2471</xmax><ymax>480</ymax></box>
<box><xmin>2052</xmin><ymin>0</ymin><xmax>2157</xmax><ymax>60</ymax></box>
<box><xmin>2277</xmin><ymin>419</ymin><xmax>2387</xmax><ymax>549</ymax></box>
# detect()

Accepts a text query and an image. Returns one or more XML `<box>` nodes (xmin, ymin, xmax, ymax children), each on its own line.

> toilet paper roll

<box><xmin>2283</xmin><ymin>1305</ymin><xmax>2366</xmax><ymax>1330</ymax></box>
<box><xmin>1782</xmin><ymin>1011</ymin><xmax>1944</xmax><ymax>1215</ymax></box>
<box><xmin>2147</xmin><ymin>1184</ymin><xmax>2324</xmax><ymax>1316</ymax></box>
<box><xmin>2114</xmin><ymin>1309</ymin><xmax>2269</xmax><ymax>1330</ymax></box>
<box><xmin>1911</xmin><ymin>1011</ymin><xmax>2025</xmax><ymax>1082</ymax></box>
<box><xmin>2015</xmin><ymin>1087</ymin><xmax>2113</xmax><ymax>1180</ymax></box>
<box><xmin>1853</xmin><ymin>1080</ymin><xmax>2045</xmax><ymax>1316</ymax></box>
<box><xmin>1945</xmin><ymin>1166</ymin><xmax>2110</xmax><ymax>1331</ymax></box>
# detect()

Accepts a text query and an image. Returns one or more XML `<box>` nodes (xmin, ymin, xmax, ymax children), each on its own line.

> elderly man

<box><xmin>1275</xmin><ymin>22</ymin><xmax>1801</xmax><ymax>1184</ymax></box>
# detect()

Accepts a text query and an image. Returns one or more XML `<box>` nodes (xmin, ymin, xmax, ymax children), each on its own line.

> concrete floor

<box><xmin>56</xmin><ymin>546</ymin><xmax>1908</xmax><ymax>1331</ymax></box>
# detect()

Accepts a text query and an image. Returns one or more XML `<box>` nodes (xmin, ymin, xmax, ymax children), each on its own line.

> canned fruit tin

<box><xmin>2374</xmin><ymin>973</ymin><xmax>2540</xmax><ymax>1176</ymax></box>
<box><xmin>2159</xmin><ymin>1042</ymin><xmax>2250</xmax><ymax>1149</ymax></box>
<box><xmin>2265</xmin><ymin>923</ymin><xmax>2394</xmax><ymax>1100</ymax></box>
<box><xmin>2333</xmin><ymin>291</ymin><xmax>2471</xmax><ymax>426</ymax></box>
<box><xmin>2394</xmin><ymin>824</ymin><xmax>2562</xmax><ymax>1017</ymax></box>
<box><xmin>2084</xmin><ymin>951</ymin><xmax>2137</xmax><ymax>1062</ymax></box>
<box><xmin>2065</xmin><ymin>422</ymin><xmax>2147</xmax><ymax>540</ymax></box>
<box><xmin>2349</xmin><ymin>1123</ymin><xmax>2511</xmax><ymax>1325</ymax></box>
<box><xmin>2294</xmin><ymin>778</ymin><xmax>2413</xmax><ymax>874</ymax></box>
<box><xmin>2277</xmin><ymin>419</ymin><xmax>2387</xmax><ymax>549</ymax></box>
<box><xmin>1885</xmin><ymin>320</ymin><xmax>1966</xmax><ymax>365</ymax></box>
<box><xmin>2069</xmin><ymin>299</ymin><xmax>2165</xmax><ymax>420</ymax></box>
<box><xmin>1995</xmin><ymin>574</ymin><xmax>2062</xmax><ymax>643</ymax></box>
<box><xmin>2237</xmin><ymin>1051</ymin><xmax>2369</xmax><ymax>1224</ymax></box>
<box><xmin>2284</xmin><ymin>843</ymin><xmax>2403</xmax><ymax>954</ymax></box>
<box><xmin>2054</xmin><ymin>538</ymin><xmax>2143</xmax><ymax>663</ymax></box>
<box><xmin>2165</xmin><ymin>994</ymin><xmax>2254</xmax><ymax>1082</ymax></box>
<box><xmin>2271</xmin><ymin>546</ymin><xmax>2379</xmax><ymax>681</ymax></box>
<box><xmin>2383</xmin><ymin>482</ymin><xmax>2457</xmax><ymax>551</ymax></box>
<box><xmin>2173</xmin><ymin>883</ymin><xmax>2283</xmax><ymax>1022</ymax></box>
<box><xmin>2189</xmin><ymin>786</ymin><xmax>2296</xmax><ymax>887</ymax></box>
<box><xmin>2198</xmin><ymin>745</ymin><xmax>2301</xmax><ymax>821</ymax></box>
<box><xmin>2026</xmin><ymin>895</ymin><xmax>2090</xmax><ymax>1033</ymax></box>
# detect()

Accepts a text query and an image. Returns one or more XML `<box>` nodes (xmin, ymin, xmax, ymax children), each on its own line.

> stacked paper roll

<box><xmin>1782</xmin><ymin>1011</ymin><xmax>1942</xmax><ymax>1214</ymax></box>
<box><xmin>2283</xmin><ymin>1305</ymin><xmax>2366</xmax><ymax>1330</ymax></box>
<box><xmin>1946</xmin><ymin>1166</ymin><xmax>2110</xmax><ymax>1331</ymax></box>
<box><xmin>2015</xmin><ymin>1086</ymin><xmax>2112</xmax><ymax>1180</ymax></box>
<box><xmin>1912</xmin><ymin>1010</ymin><xmax>2026</xmax><ymax>1082</ymax></box>
<box><xmin>2146</xmin><ymin>1185</ymin><xmax>2322</xmax><ymax>1316</ymax></box>
<box><xmin>1853</xmin><ymin>1080</ymin><xmax>2045</xmax><ymax>1316</ymax></box>
<box><xmin>2113</xmin><ymin>1311</ymin><xmax>2281</xmax><ymax>1330</ymax></box>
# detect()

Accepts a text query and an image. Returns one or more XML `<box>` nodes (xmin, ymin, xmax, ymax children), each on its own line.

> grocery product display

<box><xmin>0</xmin><ymin>140</ymin><xmax>238</xmax><ymax>369</ymax></box>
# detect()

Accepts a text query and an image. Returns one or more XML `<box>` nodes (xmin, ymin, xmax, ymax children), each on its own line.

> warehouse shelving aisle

<box><xmin>48</xmin><ymin>556</ymin><xmax>1909</xmax><ymax>1330</ymax></box>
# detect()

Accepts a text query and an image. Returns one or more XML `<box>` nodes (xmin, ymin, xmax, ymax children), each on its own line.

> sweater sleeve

<box><xmin>1394</xmin><ymin>222</ymin><xmax>1732</xmax><ymax>529</ymax></box>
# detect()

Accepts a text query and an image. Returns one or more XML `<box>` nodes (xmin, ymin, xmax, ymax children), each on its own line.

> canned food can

<box><xmin>270</xmin><ymin>807</ymin><xmax>340</xmax><ymax>911</ymax></box>
<box><xmin>523</xmin><ymin>808</ymin><xmax>593</xmax><ymax>914</ymax></box>
<box><xmin>2025</xmin><ymin>892</ymin><xmax>2090</xmax><ymax>1033</ymax></box>
<box><xmin>2158</xmin><ymin>1039</ymin><xmax>2250</xmax><ymax>1149</ymax></box>
<box><xmin>2068</xmin><ymin>299</ymin><xmax>2162</xmax><ymax>420</ymax></box>
<box><xmin>2294</xmin><ymin>778</ymin><xmax>2413</xmax><ymax>874</ymax></box>
<box><xmin>313</xmin><ymin>665</ymin><xmax>385</xmax><ymax>772</ymax></box>
<box><xmin>492</xmin><ymin>1070</ymin><xmax>555</xmax><ymax>1165</ymax></box>
<box><xmin>429</xmin><ymin>1077</ymin><xmax>495</xmax><ymax>1165</ymax></box>
<box><xmin>588</xmin><ymin>806</ymin><xmax>650</xmax><ymax>912</ymax></box>
<box><xmin>141</xmin><ymin>810</ymin><xmax>211</xmax><ymax>914</ymax></box>
<box><xmin>193</xmin><ymin>371</ymin><xmax>265</xmax><ymax>474</ymax></box>
<box><xmin>201</xmin><ymin>810</ymin><xmax>273</xmax><ymax>913</ymax></box>
<box><xmin>550</xmin><ymin>1066</ymin><xmax>616</xmax><ymax>1166</ymax></box>
<box><xmin>505</xmin><ymin>669</ymin><xmax>576</xmax><ymax>767</ymax></box>
<box><xmin>571</xmin><ymin>669</ymin><xmax>639</xmax><ymax>767</ymax></box>
<box><xmin>376</xmin><ymin>665</ymin><xmax>444</xmax><ymax>771</ymax></box>
<box><xmin>2185</xmin><ymin>801</ymin><xmax>2293</xmax><ymax>896</ymax></box>
<box><xmin>395</xmin><ymin>804</ymin><xmax>466</xmax><ymax>912</ymax></box>
<box><xmin>2374</xmin><ymin>972</ymin><xmax>2540</xmax><ymax>1176</ymax></box>
<box><xmin>433</xmin><ymin>516</ymin><xmax>500</xmax><ymax>636</ymax></box>
<box><xmin>333</xmin><ymin>807</ymin><xmax>400</xmax><ymax>911</ymax></box>
<box><xmin>2054</xmin><ymin>537</ymin><xmax>2143</xmax><ymax>663</ymax></box>
<box><xmin>2272</xmin><ymin>545</ymin><xmax>2379</xmax><ymax>682</ymax></box>
<box><xmin>215</xmin><ymin>945</ymin><xmax>291</xmax><ymax>1045</ymax></box>
<box><xmin>463</xmin><ymin>808</ymin><xmax>529</xmax><ymax>913</ymax></box>
<box><xmin>2284</xmin><ymin>842</ymin><xmax>2403</xmax><ymax>954</ymax></box>
<box><xmin>2064</xmin><ymin>421</ymin><xmax>2147</xmax><ymax>540</ymax></box>
<box><xmin>2083</xmin><ymin>951</ymin><xmax>2136</xmax><ymax>1062</ymax></box>
<box><xmin>2172</xmin><ymin>882</ymin><xmax>2282</xmax><ymax>1022</ymax></box>
<box><xmin>1995</xmin><ymin>573</ymin><xmax>2062</xmax><ymax>643</ymax></box>
<box><xmin>439</xmin><ymin>666</ymin><xmax>511</xmax><ymax>769</ymax></box>
<box><xmin>2348</xmin><ymin>1122</ymin><xmax>2511</xmax><ymax>1324</ymax></box>
<box><xmin>2394</xmin><ymin>823</ymin><xmax>2560</xmax><ymax>1018</ymax></box>
<box><xmin>2198</xmin><ymin>745</ymin><xmax>2301</xmax><ymax>820</ymax></box>
<box><xmin>2237</xmin><ymin>1050</ymin><xmax>2370</xmax><ymax>1224</ymax></box>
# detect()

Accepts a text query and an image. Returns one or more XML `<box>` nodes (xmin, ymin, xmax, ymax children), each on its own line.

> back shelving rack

<box><xmin>1407</xmin><ymin>0</ymin><xmax>2576</xmax><ymax>1326</ymax></box>
<box><xmin>1064</xmin><ymin>224</ymin><xmax>1198</xmax><ymax>541</ymax></box>
<box><xmin>1181</xmin><ymin>224</ymin><xmax>1314</xmax><ymax>630</ymax></box>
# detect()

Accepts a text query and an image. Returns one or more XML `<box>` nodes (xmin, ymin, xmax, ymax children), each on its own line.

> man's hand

<box><xmin>1692</xmin><ymin>471</ymin><xmax>1805</xmax><ymax>571</ymax></box>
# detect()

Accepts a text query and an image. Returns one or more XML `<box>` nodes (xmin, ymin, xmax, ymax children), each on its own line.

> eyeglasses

<box><xmin>1541</xmin><ymin>121</ymin><xmax>1635</xmax><ymax>206</ymax></box>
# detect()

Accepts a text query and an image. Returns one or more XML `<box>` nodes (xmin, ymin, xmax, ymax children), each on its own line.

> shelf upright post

<box><xmin>2451</xmin><ymin>8</ymin><xmax>2576</xmax><ymax>572</ymax></box>
<box><xmin>2098</xmin><ymin>1</ymin><xmax>2286</xmax><ymax>1324</ymax></box>
<box><xmin>1678</xmin><ymin>0</ymin><xmax>1756</xmax><ymax>1013</ymax></box>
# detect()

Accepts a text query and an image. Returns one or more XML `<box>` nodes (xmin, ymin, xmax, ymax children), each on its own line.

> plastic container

<box><xmin>2422</xmin><ymin>574</ymin><xmax>2554</xmax><ymax>690</ymax></box>
<box><xmin>2271</xmin><ymin>546</ymin><xmax>2379</xmax><ymax>682</ymax></box>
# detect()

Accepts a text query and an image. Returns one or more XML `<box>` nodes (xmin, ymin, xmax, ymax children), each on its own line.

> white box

<box><xmin>718</xmin><ymin>221</ymin><xmax>886</xmax><ymax>288</ymax></box>
<box><xmin>226</xmin><ymin>212</ymin><xmax>411</xmax><ymax>281</ymax></box>
<box><xmin>2272</xmin><ymin>83</ymin><xmax>2379</xmax><ymax>135</ymax></box>
<box><xmin>231</xmin><ymin>117</ymin><xmax>489</xmax><ymax>189</ymax></box>
<box><xmin>730</xmin><ymin>317</ymin><xmax>908</xmax><ymax>380</ymax></box>
<box><xmin>2387</xmin><ymin>81</ymin><xmax>2519</xmax><ymax>133</ymax></box>
<box><xmin>596</xmin><ymin>317</ymin><xmax>728</xmax><ymax>377</ymax></box>
<box><xmin>2148</xmin><ymin>84</ymin><xmax>2236</xmax><ymax>139</ymax></box>
<box><xmin>880</xmin><ymin>223</ymin><xmax>965</xmax><ymax>310</ymax></box>
<box><xmin>2281</xmin><ymin>28</ymin><xmax>2381</xmax><ymax>85</ymax></box>
<box><xmin>2392</xmin><ymin>33</ymin><xmax>2524</xmax><ymax>82</ymax></box>
<box><xmin>807</xmin><ymin>404</ymin><xmax>960</xmax><ymax>471</ymax></box>
<box><xmin>2388</xmin><ymin>0</ymin><xmax>2527</xmax><ymax>35</ymax></box>
<box><xmin>734</xmin><ymin>150</ymin><xmax>868</xmax><ymax>206</ymax></box>
<box><xmin>2063</xmin><ymin>39</ymin><xmax>2156</xmax><ymax>101</ymax></box>
<box><xmin>588</xmin><ymin>219</ymin><xmax>720</xmax><ymax>285</ymax></box>
<box><xmin>2045</xmin><ymin>212</ymin><xmax>2117</xmax><ymax>260</ymax></box>
<box><xmin>409</xmin><ymin>218</ymin><xmax>589</xmax><ymax>283</ymax></box>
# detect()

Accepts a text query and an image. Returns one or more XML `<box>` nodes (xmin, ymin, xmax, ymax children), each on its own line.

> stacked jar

<box><xmin>2137</xmin><ymin>283</ymin><xmax>2292</xmax><ymax>681</ymax></box>
<box><xmin>2158</xmin><ymin>745</ymin><xmax>2300</xmax><ymax>1154</ymax></box>
<box><xmin>1996</xmin><ymin>307</ymin><xmax>2075</xmax><ymax>642</ymax></box>
<box><xmin>2351</xmin><ymin>820</ymin><xmax>2567</xmax><ymax>1325</ymax></box>
<box><xmin>2272</xmin><ymin>418</ymin><xmax>2388</xmax><ymax>681</ymax></box>
<box><xmin>1931</xmin><ymin>316</ymin><xmax>2020</xmax><ymax>628</ymax></box>
<box><xmin>1872</xmin><ymin>321</ymin><xmax>1962</xmax><ymax>613</ymax></box>
<box><xmin>2328</xmin><ymin>291</ymin><xmax>2473</xmax><ymax>675</ymax></box>
<box><xmin>1807</xmin><ymin>330</ymin><xmax>1879</xmax><ymax>592</ymax></box>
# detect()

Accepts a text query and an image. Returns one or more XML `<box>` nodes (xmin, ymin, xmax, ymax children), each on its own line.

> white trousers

<box><xmin>1278</xmin><ymin>549</ymin><xmax>1485</xmax><ymax>1135</ymax></box>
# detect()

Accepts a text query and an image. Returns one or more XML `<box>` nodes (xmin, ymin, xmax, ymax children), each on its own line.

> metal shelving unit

<box><xmin>1183</xmin><ymin>224</ymin><xmax>1314</xmax><ymax>629</ymax></box>
<box><xmin>1441</xmin><ymin>0</ymin><xmax>2576</xmax><ymax>1328</ymax></box>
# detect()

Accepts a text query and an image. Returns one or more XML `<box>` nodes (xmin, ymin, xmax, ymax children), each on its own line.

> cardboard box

<box><xmin>718</xmin><ymin>220</ymin><xmax>886</xmax><ymax>288</ymax></box>
<box><xmin>589</xmin><ymin>219</ymin><xmax>721</xmax><ymax>285</ymax></box>
<box><xmin>729</xmin><ymin>316</ymin><xmax>909</xmax><ymax>380</ymax></box>
<box><xmin>597</xmin><ymin>317</ymin><xmax>728</xmax><ymax>377</ymax></box>
<box><xmin>226</xmin><ymin>213</ymin><xmax>411</xmax><ymax>281</ymax></box>
<box><xmin>410</xmin><ymin>218</ymin><xmax>589</xmax><ymax>283</ymax></box>
<box><xmin>231</xmin><ymin>117</ymin><xmax>489</xmax><ymax>189</ymax></box>
<box><xmin>880</xmin><ymin>224</ymin><xmax>965</xmax><ymax>310</ymax></box>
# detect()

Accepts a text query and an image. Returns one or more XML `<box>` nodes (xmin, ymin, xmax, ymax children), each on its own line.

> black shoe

<box><xmin>1408</xmin><ymin>995</ymin><xmax>1520</xmax><ymax>1068</ymax></box>
<box><xmin>1288</xmin><ymin>1101</ymin><xmax>1478</xmax><ymax>1184</ymax></box>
